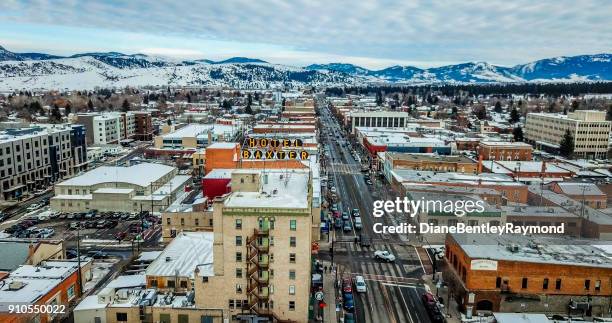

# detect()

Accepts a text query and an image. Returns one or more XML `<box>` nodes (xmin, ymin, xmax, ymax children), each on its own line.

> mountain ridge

<box><xmin>1</xmin><ymin>45</ymin><xmax>611</xmax><ymax>90</ymax></box>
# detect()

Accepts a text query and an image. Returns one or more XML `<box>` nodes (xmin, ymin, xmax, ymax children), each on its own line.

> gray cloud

<box><xmin>1</xmin><ymin>0</ymin><xmax>611</xmax><ymax>66</ymax></box>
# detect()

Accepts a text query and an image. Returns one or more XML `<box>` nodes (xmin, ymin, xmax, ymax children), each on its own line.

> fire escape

<box><xmin>246</xmin><ymin>227</ymin><xmax>294</xmax><ymax>323</ymax></box>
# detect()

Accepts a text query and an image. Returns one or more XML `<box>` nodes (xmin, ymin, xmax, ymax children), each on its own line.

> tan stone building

<box><xmin>525</xmin><ymin>110</ymin><xmax>611</xmax><ymax>159</ymax></box>
<box><xmin>384</xmin><ymin>152</ymin><xmax>478</xmax><ymax>173</ymax></box>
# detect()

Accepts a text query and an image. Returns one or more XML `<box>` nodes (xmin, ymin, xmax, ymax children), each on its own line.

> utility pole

<box><xmin>76</xmin><ymin>228</ymin><xmax>83</xmax><ymax>296</ymax></box>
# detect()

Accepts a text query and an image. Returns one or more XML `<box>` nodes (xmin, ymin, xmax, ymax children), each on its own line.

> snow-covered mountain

<box><xmin>0</xmin><ymin>54</ymin><xmax>356</xmax><ymax>91</ymax></box>
<box><xmin>306</xmin><ymin>54</ymin><xmax>612</xmax><ymax>84</ymax></box>
<box><xmin>0</xmin><ymin>45</ymin><xmax>611</xmax><ymax>90</ymax></box>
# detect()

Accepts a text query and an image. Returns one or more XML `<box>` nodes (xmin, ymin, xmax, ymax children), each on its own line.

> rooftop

<box><xmin>145</xmin><ymin>232</ymin><xmax>214</xmax><ymax>278</ymax></box>
<box><xmin>161</xmin><ymin>124</ymin><xmax>236</xmax><ymax>139</ymax></box>
<box><xmin>57</xmin><ymin>163</ymin><xmax>175</xmax><ymax>188</ymax></box>
<box><xmin>387</xmin><ymin>152</ymin><xmax>474</xmax><ymax>164</ymax></box>
<box><xmin>224</xmin><ymin>169</ymin><xmax>310</xmax><ymax>209</ymax></box>
<box><xmin>479</xmin><ymin>141</ymin><xmax>533</xmax><ymax>148</ymax></box>
<box><xmin>451</xmin><ymin>233</ymin><xmax>612</xmax><ymax>268</ymax></box>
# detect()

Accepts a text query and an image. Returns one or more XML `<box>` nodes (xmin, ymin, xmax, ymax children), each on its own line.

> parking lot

<box><xmin>1</xmin><ymin>208</ymin><xmax>161</xmax><ymax>245</ymax></box>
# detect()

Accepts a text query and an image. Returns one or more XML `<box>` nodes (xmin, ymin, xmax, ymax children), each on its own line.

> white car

<box><xmin>330</xmin><ymin>187</ymin><xmax>337</xmax><ymax>194</ymax></box>
<box><xmin>354</xmin><ymin>276</ymin><xmax>367</xmax><ymax>293</ymax></box>
<box><xmin>27</xmin><ymin>204</ymin><xmax>41</xmax><ymax>211</ymax></box>
<box><xmin>374</xmin><ymin>250</ymin><xmax>396</xmax><ymax>262</ymax></box>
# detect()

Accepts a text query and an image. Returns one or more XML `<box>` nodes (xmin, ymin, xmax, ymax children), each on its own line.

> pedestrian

<box><xmin>324</xmin><ymin>265</ymin><xmax>327</xmax><ymax>273</ymax></box>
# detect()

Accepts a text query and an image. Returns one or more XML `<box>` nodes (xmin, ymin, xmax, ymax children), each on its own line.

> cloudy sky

<box><xmin>0</xmin><ymin>0</ymin><xmax>610</xmax><ymax>69</ymax></box>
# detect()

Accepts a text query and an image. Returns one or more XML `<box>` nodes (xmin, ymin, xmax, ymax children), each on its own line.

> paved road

<box><xmin>318</xmin><ymin>105</ymin><xmax>433</xmax><ymax>323</ymax></box>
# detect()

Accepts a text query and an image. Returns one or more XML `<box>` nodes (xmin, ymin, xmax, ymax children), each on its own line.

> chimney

<box><xmin>477</xmin><ymin>154</ymin><xmax>483</xmax><ymax>174</ymax></box>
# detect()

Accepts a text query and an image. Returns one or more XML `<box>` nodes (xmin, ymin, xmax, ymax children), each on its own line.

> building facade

<box><xmin>525</xmin><ymin>110</ymin><xmax>611</xmax><ymax>159</ymax></box>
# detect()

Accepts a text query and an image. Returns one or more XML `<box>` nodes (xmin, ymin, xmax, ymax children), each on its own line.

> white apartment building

<box><xmin>0</xmin><ymin>125</ymin><xmax>77</xmax><ymax>200</ymax></box>
<box><xmin>349</xmin><ymin>111</ymin><xmax>410</xmax><ymax>134</ymax></box>
<box><xmin>76</xmin><ymin>112</ymin><xmax>136</xmax><ymax>145</ymax></box>
<box><xmin>525</xmin><ymin>110</ymin><xmax>611</xmax><ymax>159</ymax></box>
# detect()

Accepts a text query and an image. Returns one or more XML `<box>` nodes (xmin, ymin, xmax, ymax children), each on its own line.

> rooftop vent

<box><xmin>165</xmin><ymin>257</ymin><xmax>172</xmax><ymax>262</ymax></box>
<box><xmin>8</xmin><ymin>281</ymin><xmax>26</xmax><ymax>291</ymax></box>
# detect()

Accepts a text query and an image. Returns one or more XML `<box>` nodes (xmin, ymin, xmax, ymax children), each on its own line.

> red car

<box><xmin>333</xmin><ymin>211</ymin><xmax>341</xmax><ymax>218</ymax></box>
<box><xmin>342</xmin><ymin>278</ymin><xmax>353</xmax><ymax>294</ymax></box>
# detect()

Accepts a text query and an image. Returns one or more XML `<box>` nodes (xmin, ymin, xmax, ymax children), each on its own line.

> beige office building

<box><xmin>195</xmin><ymin>169</ymin><xmax>313</xmax><ymax>322</ymax></box>
<box><xmin>525</xmin><ymin>110</ymin><xmax>611</xmax><ymax>159</ymax></box>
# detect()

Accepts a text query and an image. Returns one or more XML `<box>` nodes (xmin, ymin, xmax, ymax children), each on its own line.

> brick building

<box><xmin>444</xmin><ymin>233</ymin><xmax>612</xmax><ymax>317</ymax></box>
<box><xmin>477</xmin><ymin>141</ymin><xmax>533</xmax><ymax>161</ymax></box>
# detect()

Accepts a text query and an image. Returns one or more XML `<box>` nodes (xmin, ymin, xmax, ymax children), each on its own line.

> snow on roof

<box><xmin>452</xmin><ymin>233</ymin><xmax>612</xmax><ymax>268</ymax></box>
<box><xmin>207</xmin><ymin>142</ymin><xmax>238</xmax><ymax>149</ymax></box>
<box><xmin>146</xmin><ymin>232</ymin><xmax>214</xmax><ymax>278</ymax></box>
<box><xmin>555</xmin><ymin>182</ymin><xmax>604</xmax><ymax>196</ymax></box>
<box><xmin>493</xmin><ymin>313</ymin><xmax>550</xmax><ymax>323</ymax></box>
<box><xmin>0</xmin><ymin>277</ymin><xmax>61</xmax><ymax>305</ymax></box>
<box><xmin>105</xmin><ymin>274</ymin><xmax>146</xmax><ymax>289</ymax></box>
<box><xmin>137</xmin><ymin>251</ymin><xmax>162</xmax><ymax>262</ymax></box>
<box><xmin>162</xmin><ymin>124</ymin><xmax>235</xmax><ymax>139</ymax></box>
<box><xmin>224</xmin><ymin>169</ymin><xmax>310</xmax><ymax>209</ymax></box>
<box><xmin>204</xmin><ymin>169</ymin><xmax>234</xmax><ymax>179</ymax></box>
<box><xmin>10</xmin><ymin>262</ymin><xmax>78</xmax><ymax>280</ymax></box>
<box><xmin>57</xmin><ymin>163</ymin><xmax>175</xmax><ymax>187</ymax></box>
<box><xmin>94</xmin><ymin>188</ymin><xmax>134</xmax><ymax>194</ymax></box>
<box><xmin>74</xmin><ymin>295</ymin><xmax>108</xmax><ymax>311</ymax></box>
<box><xmin>479</xmin><ymin>141</ymin><xmax>533</xmax><ymax>148</ymax></box>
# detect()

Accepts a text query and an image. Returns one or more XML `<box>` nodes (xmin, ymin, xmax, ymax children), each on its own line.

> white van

<box><xmin>354</xmin><ymin>276</ymin><xmax>367</xmax><ymax>293</ymax></box>
<box><xmin>354</xmin><ymin>217</ymin><xmax>362</xmax><ymax>230</ymax></box>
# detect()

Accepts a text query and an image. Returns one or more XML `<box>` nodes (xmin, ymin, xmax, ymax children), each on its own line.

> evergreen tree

<box><xmin>475</xmin><ymin>106</ymin><xmax>487</xmax><ymax>120</ymax></box>
<box><xmin>559</xmin><ymin>129</ymin><xmax>575</xmax><ymax>158</ymax></box>
<box><xmin>64</xmin><ymin>103</ymin><xmax>72</xmax><ymax>116</ymax></box>
<box><xmin>375</xmin><ymin>90</ymin><xmax>383</xmax><ymax>106</ymax></box>
<box><xmin>87</xmin><ymin>99</ymin><xmax>94</xmax><ymax>111</ymax></box>
<box><xmin>494</xmin><ymin>101</ymin><xmax>502</xmax><ymax>113</ymax></box>
<box><xmin>512</xmin><ymin>126</ymin><xmax>524</xmax><ymax>142</ymax></box>
<box><xmin>244</xmin><ymin>104</ymin><xmax>254</xmax><ymax>115</ymax></box>
<box><xmin>51</xmin><ymin>104</ymin><xmax>62</xmax><ymax>123</ymax></box>
<box><xmin>509</xmin><ymin>107</ymin><xmax>520</xmax><ymax>123</ymax></box>
<box><xmin>121</xmin><ymin>99</ymin><xmax>130</xmax><ymax>112</ymax></box>
<box><xmin>548</xmin><ymin>102</ymin><xmax>556</xmax><ymax>113</ymax></box>
<box><xmin>571</xmin><ymin>100</ymin><xmax>579</xmax><ymax>111</ymax></box>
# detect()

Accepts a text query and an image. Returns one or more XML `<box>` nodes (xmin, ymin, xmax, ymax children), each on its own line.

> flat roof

<box><xmin>146</xmin><ymin>232</ymin><xmax>214</xmax><ymax>278</ymax></box>
<box><xmin>57</xmin><ymin>163</ymin><xmax>175</xmax><ymax>187</ymax></box>
<box><xmin>224</xmin><ymin>169</ymin><xmax>310</xmax><ymax>209</ymax></box>
<box><xmin>502</xmin><ymin>206</ymin><xmax>578</xmax><ymax>218</ymax></box>
<box><xmin>451</xmin><ymin>233</ymin><xmax>612</xmax><ymax>268</ymax></box>
<box><xmin>387</xmin><ymin>152</ymin><xmax>474</xmax><ymax>163</ymax></box>
<box><xmin>162</xmin><ymin>124</ymin><xmax>236</xmax><ymax>139</ymax></box>
<box><xmin>479</xmin><ymin>141</ymin><xmax>533</xmax><ymax>148</ymax></box>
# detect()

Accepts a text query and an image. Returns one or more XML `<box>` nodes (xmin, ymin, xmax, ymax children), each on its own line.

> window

<box><xmin>181</xmin><ymin>218</ymin><xmax>185</xmax><ymax>225</ymax></box>
<box><xmin>542</xmin><ymin>278</ymin><xmax>549</xmax><ymax>290</ymax></box>
<box><xmin>168</xmin><ymin>280</ymin><xmax>175</xmax><ymax>288</ymax></box>
<box><xmin>585</xmin><ymin>279</ymin><xmax>591</xmax><ymax>290</ymax></box>
<box><xmin>555</xmin><ymin>279</ymin><xmax>562</xmax><ymax>290</ymax></box>
<box><xmin>236</xmin><ymin>268</ymin><xmax>243</xmax><ymax>278</ymax></box>
<box><xmin>116</xmin><ymin>313</ymin><xmax>128</xmax><ymax>322</ymax></box>
<box><xmin>289</xmin><ymin>285</ymin><xmax>295</xmax><ymax>295</ymax></box>
<box><xmin>290</xmin><ymin>237</ymin><xmax>296</xmax><ymax>247</ymax></box>
<box><xmin>289</xmin><ymin>270</ymin><xmax>296</xmax><ymax>280</ymax></box>
<box><xmin>159</xmin><ymin>314</ymin><xmax>171</xmax><ymax>323</ymax></box>
<box><xmin>290</xmin><ymin>219</ymin><xmax>296</xmax><ymax>231</ymax></box>
<box><xmin>229</xmin><ymin>299</ymin><xmax>235</xmax><ymax>309</ymax></box>
<box><xmin>180</xmin><ymin>280</ymin><xmax>188</xmax><ymax>288</ymax></box>
<box><xmin>202</xmin><ymin>277</ymin><xmax>209</xmax><ymax>283</ymax></box>
<box><xmin>236</xmin><ymin>284</ymin><xmax>242</xmax><ymax>293</ymax></box>
<box><xmin>495</xmin><ymin>277</ymin><xmax>501</xmax><ymax>288</ymax></box>
<box><xmin>236</xmin><ymin>236</ymin><xmax>243</xmax><ymax>246</ymax></box>
<box><xmin>521</xmin><ymin>278</ymin><xmax>528</xmax><ymax>289</ymax></box>
<box><xmin>195</xmin><ymin>218</ymin><xmax>199</xmax><ymax>226</ymax></box>
<box><xmin>289</xmin><ymin>253</ymin><xmax>296</xmax><ymax>263</ymax></box>
<box><xmin>166</xmin><ymin>218</ymin><xmax>171</xmax><ymax>225</ymax></box>
<box><xmin>236</xmin><ymin>252</ymin><xmax>242</xmax><ymax>262</ymax></box>
<box><xmin>151</xmin><ymin>279</ymin><xmax>158</xmax><ymax>287</ymax></box>
<box><xmin>289</xmin><ymin>301</ymin><xmax>295</xmax><ymax>311</ymax></box>
<box><xmin>235</xmin><ymin>219</ymin><xmax>242</xmax><ymax>229</ymax></box>
<box><xmin>178</xmin><ymin>314</ymin><xmax>189</xmax><ymax>323</ymax></box>
<box><xmin>67</xmin><ymin>284</ymin><xmax>75</xmax><ymax>300</ymax></box>
<box><xmin>595</xmin><ymin>280</ymin><xmax>601</xmax><ymax>291</ymax></box>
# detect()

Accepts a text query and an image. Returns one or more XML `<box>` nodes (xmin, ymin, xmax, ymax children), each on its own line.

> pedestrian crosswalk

<box><xmin>329</xmin><ymin>163</ymin><xmax>360</xmax><ymax>174</ymax></box>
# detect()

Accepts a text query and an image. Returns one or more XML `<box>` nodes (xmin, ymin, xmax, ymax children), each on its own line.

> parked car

<box><xmin>65</xmin><ymin>249</ymin><xmax>78</xmax><ymax>259</ymax></box>
<box><xmin>39</xmin><ymin>228</ymin><xmax>55</xmax><ymax>238</ymax></box>
<box><xmin>351</xmin><ymin>209</ymin><xmax>360</xmax><ymax>217</ymax></box>
<box><xmin>343</xmin><ymin>220</ymin><xmax>352</xmax><ymax>232</ymax></box>
<box><xmin>68</xmin><ymin>222</ymin><xmax>81</xmax><ymax>230</ymax></box>
<box><xmin>95</xmin><ymin>220</ymin><xmax>107</xmax><ymax>229</ymax></box>
<box><xmin>341</xmin><ymin>212</ymin><xmax>349</xmax><ymax>220</ymax></box>
<box><xmin>0</xmin><ymin>212</ymin><xmax>8</xmax><ymax>222</ymax></box>
<box><xmin>354</xmin><ymin>276</ymin><xmax>367</xmax><ymax>293</ymax></box>
<box><xmin>334</xmin><ymin>218</ymin><xmax>343</xmax><ymax>229</ymax></box>
<box><xmin>342</xmin><ymin>278</ymin><xmax>353</xmax><ymax>294</ymax></box>
<box><xmin>342</xmin><ymin>293</ymin><xmax>355</xmax><ymax>312</ymax></box>
<box><xmin>354</xmin><ymin>217</ymin><xmax>362</xmax><ymax>230</ymax></box>
<box><xmin>87</xmin><ymin>250</ymin><xmax>108</xmax><ymax>259</ymax></box>
<box><xmin>365</xmin><ymin>179</ymin><xmax>373</xmax><ymax>185</ymax></box>
<box><xmin>344</xmin><ymin>313</ymin><xmax>356</xmax><ymax>323</ymax></box>
<box><xmin>114</xmin><ymin>231</ymin><xmax>127</xmax><ymax>241</ymax></box>
<box><xmin>374</xmin><ymin>250</ymin><xmax>396</xmax><ymax>262</ymax></box>
<box><xmin>26</xmin><ymin>203</ymin><xmax>41</xmax><ymax>211</ymax></box>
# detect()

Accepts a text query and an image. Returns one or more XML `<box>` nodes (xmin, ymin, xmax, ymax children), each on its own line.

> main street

<box><xmin>318</xmin><ymin>105</ymin><xmax>433</xmax><ymax>323</ymax></box>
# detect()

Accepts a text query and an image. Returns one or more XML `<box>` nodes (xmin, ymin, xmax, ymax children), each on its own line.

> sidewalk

<box><xmin>422</xmin><ymin>274</ymin><xmax>462</xmax><ymax>323</ymax></box>
<box><xmin>316</xmin><ymin>258</ymin><xmax>338</xmax><ymax>323</ymax></box>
